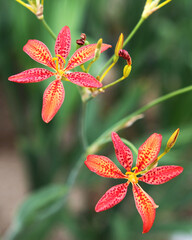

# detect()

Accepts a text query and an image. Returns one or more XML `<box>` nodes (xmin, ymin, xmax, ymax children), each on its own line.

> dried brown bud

<box><xmin>76</xmin><ymin>39</ymin><xmax>85</xmax><ymax>46</ymax></box>
<box><xmin>119</xmin><ymin>49</ymin><xmax>132</xmax><ymax>66</ymax></box>
<box><xmin>80</xmin><ymin>33</ymin><xmax>86</xmax><ymax>41</ymax></box>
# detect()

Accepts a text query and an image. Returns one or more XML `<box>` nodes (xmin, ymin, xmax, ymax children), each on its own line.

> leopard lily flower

<box><xmin>8</xmin><ymin>26</ymin><xmax>111</xmax><ymax>123</ymax></box>
<box><xmin>85</xmin><ymin>132</ymin><xmax>183</xmax><ymax>233</ymax></box>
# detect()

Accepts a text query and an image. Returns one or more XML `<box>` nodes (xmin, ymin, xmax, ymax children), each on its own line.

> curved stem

<box><xmin>41</xmin><ymin>18</ymin><xmax>57</xmax><ymax>40</ymax></box>
<box><xmin>66</xmin><ymin>153</ymin><xmax>86</xmax><ymax>187</ymax></box>
<box><xmin>81</xmin><ymin>101</ymin><xmax>88</xmax><ymax>150</ymax></box>
<box><xmin>98</xmin><ymin>17</ymin><xmax>145</xmax><ymax>76</ymax></box>
<box><xmin>89</xmin><ymin>85</ymin><xmax>192</xmax><ymax>151</ymax></box>
<box><xmin>123</xmin><ymin>18</ymin><xmax>145</xmax><ymax>48</ymax></box>
<box><xmin>101</xmin><ymin>76</ymin><xmax>125</xmax><ymax>91</ymax></box>
<box><xmin>99</xmin><ymin>62</ymin><xmax>116</xmax><ymax>82</ymax></box>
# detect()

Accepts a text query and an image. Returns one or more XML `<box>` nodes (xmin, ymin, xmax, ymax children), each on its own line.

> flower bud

<box><xmin>115</xmin><ymin>33</ymin><xmax>124</xmax><ymax>57</ymax></box>
<box><xmin>119</xmin><ymin>49</ymin><xmax>132</xmax><ymax>66</ymax></box>
<box><xmin>123</xmin><ymin>65</ymin><xmax>132</xmax><ymax>78</ymax></box>
<box><xmin>76</xmin><ymin>39</ymin><xmax>85</xmax><ymax>46</ymax></box>
<box><xmin>94</xmin><ymin>38</ymin><xmax>103</xmax><ymax>61</ymax></box>
<box><xmin>113</xmin><ymin>33</ymin><xmax>124</xmax><ymax>63</ymax></box>
<box><xmin>76</xmin><ymin>33</ymin><xmax>87</xmax><ymax>46</ymax></box>
<box><xmin>166</xmin><ymin>128</ymin><xmax>180</xmax><ymax>151</ymax></box>
<box><xmin>80</xmin><ymin>33</ymin><xmax>86</xmax><ymax>41</ymax></box>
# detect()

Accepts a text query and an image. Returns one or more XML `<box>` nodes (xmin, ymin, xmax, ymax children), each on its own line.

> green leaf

<box><xmin>5</xmin><ymin>184</ymin><xmax>68</xmax><ymax>240</ymax></box>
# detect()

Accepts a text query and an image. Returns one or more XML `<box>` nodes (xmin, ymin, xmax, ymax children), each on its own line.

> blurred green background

<box><xmin>0</xmin><ymin>0</ymin><xmax>192</xmax><ymax>239</ymax></box>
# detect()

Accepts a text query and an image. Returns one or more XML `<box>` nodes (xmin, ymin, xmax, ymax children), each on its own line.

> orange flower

<box><xmin>9</xmin><ymin>26</ymin><xmax>111</xmax><ymax>123</ymax></box>
<box><xmin>85</xmin><ymin>132</ymin><xmax>183</xmax><ymax>233</ymax></box>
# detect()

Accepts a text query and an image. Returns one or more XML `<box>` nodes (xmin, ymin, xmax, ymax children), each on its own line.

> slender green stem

<box><xmin>81</xmin><ymin>101</ymin><xmax>88</xmax><ymax>151</ymax></box>
<box><xmin>67</xmin><ymin>153</ymin><xmax>86</xmax><ymax>187</ymax></box>
<box><xmin>121</xmin><ymin>138</ymin><xmax>138</xmax><ymax>156</ymax></box>
<box><xmin>89</xmin><ymin>85</ymin><xmax>192</xmax><ymax>151</ymax></box>
<box><xmin>123</xmin><ymin>18</ymin><xmax>145</xmax><ymax>47</ymax></box>
<box><xmin>41</xmin><ymin>18</ymin><xmax>56</xmax><ymax>40</ymax></box>
<box><xmin>98</xmin><ymin>17</ymin><xmax>145</xmax><ymax>76</ymax></box>
<box><xmin>101</xmin><ymin>76</ymin><xmax>125</xmax><ymax>90</ymax></box>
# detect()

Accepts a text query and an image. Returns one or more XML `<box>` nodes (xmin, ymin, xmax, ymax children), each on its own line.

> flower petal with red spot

<box><xmin>85</xmin><ymin>155</ymin><xmax>127</xmax><ymax>179</ymax></box>
<box><xmin>65</xmin><ymin>72</ymin><xmax>102</xmax><ymax>88</ymax></box>
<box><xmin>132</xmin><ymin>184</ymin><xmax>158</xmax><ymax>233</ymax></box>
<box><xmin>95</xmin><ymin>182</ymin><xmax>129</xmax><ymax>212</ymax></box>
<box><xmin>42</xmin><ymin>79</ymin><xmax>65</xmax><ymax>123</ymax></box>
<box><xmin>111</xmin><ymin>132</ymin><xmax>133</xmax><ymax>171</ymax></box>
<box><xmin>136</xmin><ymin>133</ymin><xmax>162</xmax><ymax>173</ymax></box>
<box><xmin>8</xmin><ymin>68</ymin><xmax>54</xmax><ymax>83</ymax></box>
<box><xmin>23</xmin><ymin>40</ymin><xmax>55</xmax><ymax>69</ymax></box>
<box><xmin>65</xmin><ymin>43</ymin><xmax>112</xmax><ymax>71</ymax></box>
<box><xmin>55</xmin><ymin>26</ymin><xmax>71</xmax><ymax>67</ymax></box>
<box><xmin>139</xmin><ymin>165</ymin><xmax>183</xmax><ymax>185</ymax></box>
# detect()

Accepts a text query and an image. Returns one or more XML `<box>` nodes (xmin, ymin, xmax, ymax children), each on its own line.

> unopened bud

<box><xmin>123</xmin><ymin>65</ymin><xmax>132</xmax><ymax>78</ymax></box>
<box><xmin>113</xmin><ymin>33</ymin><xmax>124</xmax><ymax>63</ymax></box>
<box><xmin>166</xmin><ymin>128</ymin><xmax>180</xmax><ymax>151</ymax></box>
<box><xmin>115</xmin><ymin>33</ymin><xmax>124</xmax><ymax>57</ymax></box>
<box><xmin>119</xmin><ymin>49</ymin><xmax>132</xmax><ymax>66</ymax></box>
<box><xmin>94</xmin><ymin>38</ymin><xmax>103</xmax><ymax>61</ymax></box>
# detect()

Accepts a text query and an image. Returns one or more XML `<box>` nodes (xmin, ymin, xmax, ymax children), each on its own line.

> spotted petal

<box><xmin>85</xmin><ymin>155</ymin><xmax>126</xmax><ymax>179</ymax></box>
<box><xmin>132</xmin><ymin>184</ymin><xmax>158</xmax><ymax>233</ymax></box>
<box><xmin>8</xmin><ymin>68</ymin><xmax>54</xmax><ymax>83</ymax></box>
<box><xmin>95</xmin><ymin>182</ymin><xmax>129</xmax><ymax>212</ymax></box>
<box><xmin>139</xmin><ymin>165</ymin><xmax>183</xmax><ymax>185</ymax></box>
<box><xmin>65</xmin><ymin>43</ymin><xmax>112</xmax><ymax>71</ymax></box>
<box><xmin>55</xmin><ymin>26</ymin><xmax>71</xmax><ymax>67</ymax></box>
<box><xmin>65</xmin><ymin>72</ymin><xmax>102</xmax><ymax>88</ymax></box>
<box><xmin>111</xmin><ymin>132</ymin><xmax>133</xmax><ymax>172</ymax></box>
<box><xmin>23</xmin><ymin>40</ymin><xmax>55</xmax><ymax>69</ymax></box>
<box><xmin>42</xmin><ymin>79</ymin><xmax>65</xmax><ymax>123</ymax></box>
<box><xmin>136</xmin><ymin>133</ymin><xmax>162</xmax><ymax>173</ymax></box>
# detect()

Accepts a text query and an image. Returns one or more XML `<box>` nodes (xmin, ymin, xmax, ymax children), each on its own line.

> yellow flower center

<box><xmin>125</xmin><ymin>171</ymin><xmax>138</xmax><ymax>184</ymax></box>
<box><xmin>52</xmin><ymin>55</ymin><xmax>66</xmax><ymax>76</ymax></box>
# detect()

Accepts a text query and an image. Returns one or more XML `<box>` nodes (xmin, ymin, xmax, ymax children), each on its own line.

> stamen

<box><xmin>52</xmin><ymin>57</ymin><xmax>59</xmax><ymax>72</ymax></box>
<box><xmin>56</xmin><ymin>54</ymin><xmax>66</xmax><ymax>69</ymax></box>
<box><xmin>132</xmin><ymin>166</ymin><xmax>138</xmax><ymax>172</ymax></box>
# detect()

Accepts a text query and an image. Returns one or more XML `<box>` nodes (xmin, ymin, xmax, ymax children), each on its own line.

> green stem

<box><xmin>89</xmin><ymin>85</ymin><xmax>192</xmax><ymax>151</ymax></box>
<box><xmin>123</xmin><ymin>17</ymin><xmax>145</xmax><ymax>48</ymax></box>
<box><xmin>101</xmin><ymin>76</ymin><xmax>125</xmax><ymax>90</ymax></box>
<box><xmin>41</xmin><ymin>18</ymin><xmax>57</xmax><ymax>40</ymax></box>
<box><xmin>67</xmin><ymin>153</ymin><xmax>86</xmax><ymax>187</ymax></box>
<box><xmin>98</xmin><ymin>17</ymin><xmax>145</xmax><ymax>76</ymax></box>
<box><xmin>81</xmin><ymin>101</ymin><xmax>88</xmax><ymax>151</ymax></box>
<box><xmin>121</xmin><ymin>138</ymin><xmax>138</xmax><ymax>156</ymax></box>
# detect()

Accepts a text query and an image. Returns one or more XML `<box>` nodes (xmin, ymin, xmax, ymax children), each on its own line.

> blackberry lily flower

<box><xmin>9</xmin><ymin>26</ymin><xmax>111</xmax><ymax>123</ymax></box>
<box><xmin>85</xmin><ymin>132</ymin><xmax>183</xmax><ymax>233</ymax></box>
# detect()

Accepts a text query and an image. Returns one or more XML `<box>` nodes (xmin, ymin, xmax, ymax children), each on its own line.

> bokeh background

<box><xmin>0</xmin><ymin>0</ymin><xmax>192</xmax><ymax>239</ymax></box>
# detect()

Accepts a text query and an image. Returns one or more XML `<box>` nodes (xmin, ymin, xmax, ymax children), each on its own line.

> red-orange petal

<box><xmin>136</xmin><ymin>133</ymin><xmax>162</xmax><ymax>173</ymax></box>
<box><xmin>95</xmin><ymin>182</ymin><xmax>129</xmax><ymax>212</ymax></box>
<box><xmin>85</xmin><ymin>155</ymin><xmax>126</xmax><ymax>179</ymax></box>
<box><xmin>132</xmin><ymin>184</ymin><xmax>158</xmax><ymax>233</ymax></box>
<box><xmin>111</xmin><ymin>132</ymin><xmax>133</xmax><ymax>172</ymax></box>
<box><xmin>23</xmin><ymin>40</ymin><xmax>55</xmax><ymax>69</ymax></box>
<box><xmin>65</xmin><ymin>43</ymin><xmax>112</xmax><ymax>71</ymax></box>
<box><xmin>139</xmin><ymin>165</ymin><xmax>183</xmax><ymax>185</ymax></box>
<box><xmin>42</xmin><ymin>79</ymin><xmax>65</xmax><ymax>123</ymax></box>
<box><xmin>55</xmin><ymin>26</ymin><xmax>71</xmax><ymax>67</ymax></box>
<box><xmin>65</xmin><ymin>72</ymin><xmax>102</xmax><ymax>88</ymax></box>
<box><xmin>8</xmin><ymin>68</ymin><xmax>54</xmax><ymax>83</ymax></box>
